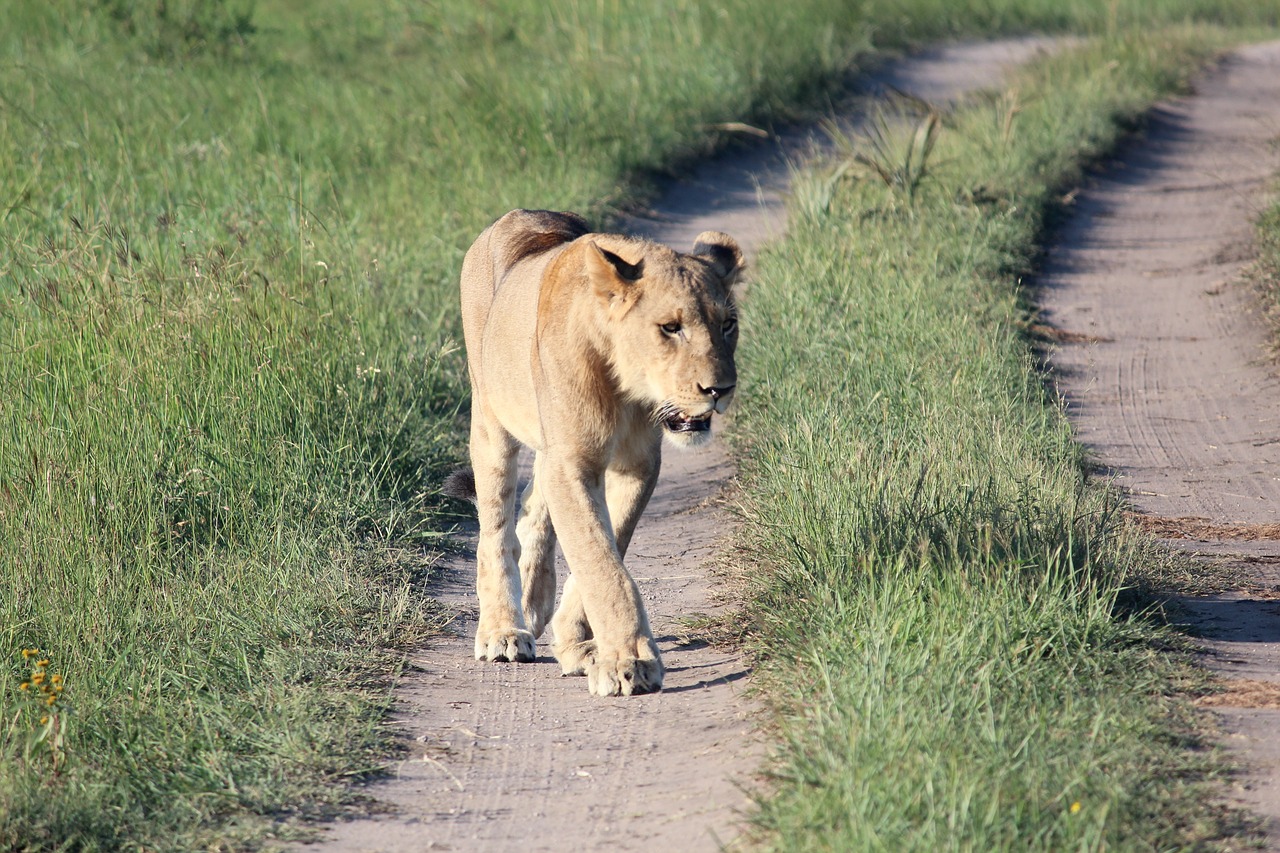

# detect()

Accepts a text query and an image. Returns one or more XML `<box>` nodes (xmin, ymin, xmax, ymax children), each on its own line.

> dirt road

<box><xmin>306</xmin><ymin>39</ymin><xmax>1057</xmax><ymax>853</ymax></box>
<box><xmin>1038</xmin><ymin>41</ymin><xmax>1280</xmax><ymax>848</ymax></box>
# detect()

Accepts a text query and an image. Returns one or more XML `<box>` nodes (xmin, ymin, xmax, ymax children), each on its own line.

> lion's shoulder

<box><xmin>490</xmin><ymin>209</ymin><xmax>591</xmax><ymax>274</ymax></box>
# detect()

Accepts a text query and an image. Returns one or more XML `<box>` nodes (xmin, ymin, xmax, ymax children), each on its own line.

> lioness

<box><xmin>450</xmin><ymin>209</ymin><xmax>743</xmax><ymax>697</ymax></box>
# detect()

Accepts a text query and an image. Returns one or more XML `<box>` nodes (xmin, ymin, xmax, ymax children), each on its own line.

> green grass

<box><xmin>1</xmin><ymin>0</ymin><xmax>1278</xmax><ymax>849</ymax></box>
<box><xmin>1257</xmin><ymin>200</ymin><xmax>1280</xmax><ymax>338</ymax></box>
<box><xmin>731</xmin><ymin>29</ymin><xmax>1260</xmax><ymax>851</ymax></box>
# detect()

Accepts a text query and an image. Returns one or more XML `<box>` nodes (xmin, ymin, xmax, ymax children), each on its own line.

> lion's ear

<box><xmin>585</xmin><ymin>241</ymin><xmax>644</xmax><ymax>305</ymax></box>
<box><xmin>692</xmin><ymin>231</ymin><xmax>744</xmax><ymax>290</ymax></box>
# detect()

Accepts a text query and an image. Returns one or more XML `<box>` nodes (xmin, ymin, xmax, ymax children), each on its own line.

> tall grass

<box><xmin>733</xmin><ymin>30</ymin><xmax>1249</xmax><ymax>851</ymax></box>
<box><xmin>1</xmin><ymin>0</ymin><xmax>1276</xmax><ymax>849</ymax></box>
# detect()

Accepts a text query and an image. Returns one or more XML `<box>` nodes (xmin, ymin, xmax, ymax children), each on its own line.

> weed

<box><xmin>13</xmin><ymin>650</ymin><xmax>69</xmax><ymax>776</ymax></box>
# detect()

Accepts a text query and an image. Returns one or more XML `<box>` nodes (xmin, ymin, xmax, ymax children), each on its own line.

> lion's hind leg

<box><xmin>550</xmin><ymin>574</ymin><xmax>595</xmax><ymax>676</ymax></box>
<box><xmin>469</xmin><ymin>410</ymin><xmax>536</xmax><ymax>663</ymax></box>
<box><xmin>516</xmin><ymin>453</ymin><xmax>557</xmax><ymax>637</ymax></box>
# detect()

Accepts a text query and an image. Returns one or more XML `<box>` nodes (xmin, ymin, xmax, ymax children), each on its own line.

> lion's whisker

<box><xmin>651</xmin><ymin>401</ymin><xmax>677</xmax><ymax>425</ymax></box>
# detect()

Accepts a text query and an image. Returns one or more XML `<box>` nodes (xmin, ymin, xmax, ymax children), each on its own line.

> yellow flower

<box><xmin>39</xmin><ymin>716</ymin><xmax>48</xmax><ymax>725</ymax></box>
<box><xmin>1070</xmin><ymin>801</ymin><xmax>1082</xmax><ymax>814</ymax></box>
<box><xmin>35</xmin><ymin>659</ymin><xmax>50</xmax><ymax>669</ymax></box>
<box><xmin>22</xmin><ymin>649</ymin><xmax>38</xmax><ymax>659</ymax></box>
<box><xmin>45</xmin><ymin>694</ymin><xmax>57</xmax><ymax>706</ymax></box>
<box><xmin>50</xmin><ymin>674</ymin><xmax>62</xmax><ymax>685</ymax></box>
<box><xmin>30</xmin><ymin>673</ymin><xmax>45</xmax><ymax>685</ymax></box>
<box><xmin>19</xmin><ymin>682</ymin><xmax>30</xmax><ymax>691</ymax></box>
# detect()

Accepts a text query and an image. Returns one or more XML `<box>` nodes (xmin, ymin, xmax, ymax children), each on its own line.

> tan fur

<box><xmin>458</xmin><ymin>209</ymin><xmax>743</xmax><ymax>696</ymax></box>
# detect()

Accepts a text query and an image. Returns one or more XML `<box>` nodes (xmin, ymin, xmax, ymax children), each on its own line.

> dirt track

<box><xmin>1039</xmin><ymin>41</ymin><xmax>1280</xmax><ymax>848</ymax></box>
<box><xmin>305</xmin><ymin>39</ymin><xmax>1055</xmax><ymax>853</ymax></box>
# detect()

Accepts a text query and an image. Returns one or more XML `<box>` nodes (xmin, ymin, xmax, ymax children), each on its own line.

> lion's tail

<box><xmin>442</xmin><ymin>467</ymin><xmax>477</xmax><ymax>502</ymax></box>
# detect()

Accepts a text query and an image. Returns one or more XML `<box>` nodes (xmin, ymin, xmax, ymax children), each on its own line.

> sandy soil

<box><xmin>1038</xmin><ymin>41</ymin><xmax>1280</xmax><ymax>849</ymax></box>
<box><xmin>303</xmin><ymin>39</ymin><xmax>1058</xmax><ymax>853</ymax></box>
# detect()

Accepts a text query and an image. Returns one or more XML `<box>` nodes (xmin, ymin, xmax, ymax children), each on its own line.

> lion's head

<box><xmin>584</xmin><ymin>231</ymin><xmax>744</xmax><ymax>448</ymax></box>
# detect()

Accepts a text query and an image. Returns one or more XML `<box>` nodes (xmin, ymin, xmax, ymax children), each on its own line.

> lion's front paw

<box><xmin>474</xmin><ymin>628</ymin><xmax>536</xmax><ymax>663</ymax></box>
<box><xmin>585</xmin><ymin>640</ymin><xmax>664</xmax><ymax>697</ymax></box>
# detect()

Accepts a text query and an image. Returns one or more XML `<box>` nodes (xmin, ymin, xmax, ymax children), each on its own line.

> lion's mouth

<box><xmin>663</xmin><ymin>411</ymin><xmax>713</xmax><ymax>434</ymax></box>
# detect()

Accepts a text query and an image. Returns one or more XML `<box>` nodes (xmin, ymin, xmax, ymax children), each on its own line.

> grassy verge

<box><xmin>1257</xmin><ymin>200</ymin><xmax>1280</xmax><ymax>337</ymax></box>
<box><xmin>1</xmin><ymin>0</ymin><xmax>1276</xmax><ymax>849</ymax></box>
<box><xmin>731</xmin><ymin>29</ymin><xmax>1255</xmax><ymax>851</ymax></box>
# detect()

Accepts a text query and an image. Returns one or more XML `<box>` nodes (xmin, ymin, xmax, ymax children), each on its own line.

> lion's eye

<box><xmin>722</xmin><ymin>316</ymin><xmax>738</xmax><ymax>334</ymax></box>
<box><xmin>660</xmin><ymin>322</ymin><xmax>682</xmax><ymax>336</ymax></box>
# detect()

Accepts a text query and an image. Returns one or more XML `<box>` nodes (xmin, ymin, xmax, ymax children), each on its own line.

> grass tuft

<box><xmin>840</xmin><ymin>104</ymin><xmax>943</xmax><ymax>207</ymax></box>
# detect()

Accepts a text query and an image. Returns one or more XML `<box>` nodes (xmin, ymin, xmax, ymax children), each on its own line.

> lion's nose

<box><xmin>700</xmin><ymin>383</ymin><xmax>735</xmax><ymax>401</ymax></box>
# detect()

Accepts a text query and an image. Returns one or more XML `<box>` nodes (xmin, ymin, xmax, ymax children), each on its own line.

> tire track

<box><xmin>1039</xmin><ymin>41</ymin><xmax>1280</xmax><ymax>847</ymax></box>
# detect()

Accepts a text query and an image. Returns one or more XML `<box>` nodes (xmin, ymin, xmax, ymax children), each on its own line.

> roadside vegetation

<box><xmin>732</xmin><ymin>29</ymin><xmax>1262</xmax><ymax>851</ymax></box>
<box><xmin>1</xmin><ymin>0</ymin><xmax>1277</xmax><ymax>849</ymax></box>
<box><xmin>1257</xmin><ymin>201</ymin><xmax>1280</xmax><ymax>337</ymax></box>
